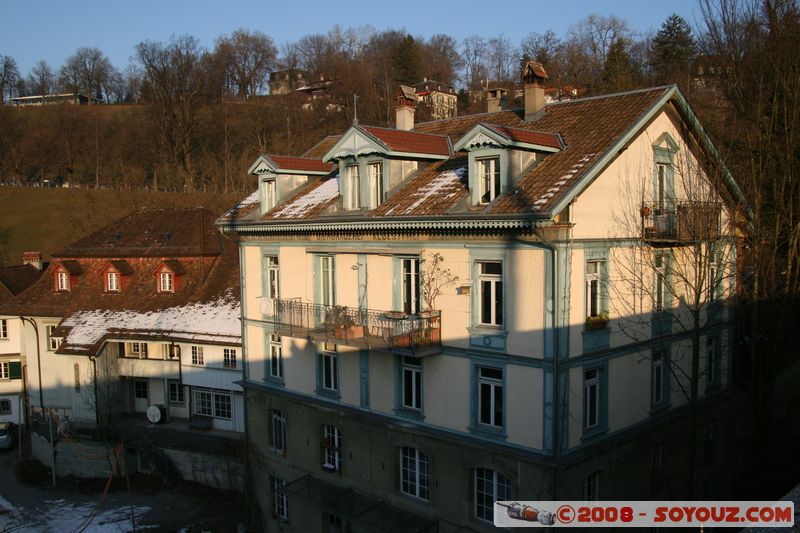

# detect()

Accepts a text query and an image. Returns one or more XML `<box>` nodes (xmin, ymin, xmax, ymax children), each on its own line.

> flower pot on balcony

<box><xmin>640</xmin><ymin>206</ymin><xmax>651</xmax><ymax>218</ymax></box>
<box><xmin>395</xmin><ymin>333</ymin><xmax>412</xmax><ymax>348</ymax></box>
<box><xmin>334</xmin><ymin>325</ymin><xmax>364</xmax><ymax>339</ymax></box>
<box><xmin>585</xmin><ymin>315</ymin><xmax>609</xmax><ymax>331</ymax></box>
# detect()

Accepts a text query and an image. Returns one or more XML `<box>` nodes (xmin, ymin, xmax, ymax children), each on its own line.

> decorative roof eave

<box><xmin>248</xmin><ymin>155</ymin><xmax>331</xmax><ymax>177</ymax></box>
<box><xmin>220</xmin><ymin>215</ymin><xmax>553</xmax><ymax>235</ymax></box>
<box><xmin>453</xmin><ymin>123</ymin><xmax>562</xmax><ymax>154</ymax></box>
<box><xmin>323</xmin><ymin>125</ymin><xmax>389</xmax><ymax>162</ymax></box>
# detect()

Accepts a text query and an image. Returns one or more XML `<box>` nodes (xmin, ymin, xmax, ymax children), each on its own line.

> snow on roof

<box><xmin>393</xmin><ymin>167</ymin><xmax>466</xmax><ymax>215</ymax></box>
<box><xmin>226</xmin><ymin>190</ymin><xmax>259</xmax><ymax>214</ymax></box>
<box><xmin>272</xmin><ymin>176</ymin><xmax>339</xmax><ymax>219</ymax></box>
<box><xmin>532</xmin><ymin>154</ymin><xmax>596</xmax><ymax>207</ymax></box>
<box><xmin>61</xmin><ymin>291</ymin><xmax>241</xmax><ymax>349</ymax></box>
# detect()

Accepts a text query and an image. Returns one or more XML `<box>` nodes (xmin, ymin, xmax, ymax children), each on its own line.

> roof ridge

<box><xmin>362</xmin><ymin>124</ymin><xmax>449</xmax><ymax>138</ymax></box>
<box><xmin>544</xmin><ymin>85</ymin><xmax>673</xmax><ymax>106</ymax></box>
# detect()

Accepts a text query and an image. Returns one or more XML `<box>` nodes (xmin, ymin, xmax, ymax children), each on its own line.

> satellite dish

<box><xmin>146</xmin><ymin>404</ymin><xmax>163</xmax><ymax>424</ymax></box>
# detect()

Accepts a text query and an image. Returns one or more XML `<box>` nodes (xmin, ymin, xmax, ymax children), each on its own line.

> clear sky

<box><xmin>2</xmin><ymin>0</ymin><xmax>703</xmax><ymax>76</ymax></box>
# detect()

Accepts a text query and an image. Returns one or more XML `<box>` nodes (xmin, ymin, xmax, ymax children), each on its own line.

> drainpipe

<box><xmin>18</xmin><ymin>316</ymin><xmax>44</xmax><ymax>409</ymax></box>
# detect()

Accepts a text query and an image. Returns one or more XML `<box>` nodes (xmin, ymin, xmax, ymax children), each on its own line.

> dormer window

<box><xmin>57</xmin><ymin>271</ymin><xmax>70</xmax><ymax>291</ymax></box>
<box><xmin>107</xmin><ymin>272</ymin><xmax>120</xmax><ymax>292</ymax></box>
<box><xmin>367</xmin><ymin>161</ymin><xmax>384</xmax><ymax>208</ymax></box>
<box><xmin>264</xmin><ymin>179</ymin><xmax>277</xmax><ymax>211</ymax></box>
<box><xmin>160</xmin><ymin>272</ymin><xmax>174</xmax><ymax>293</ymax></box>
<box><xmin>344</xmin><ymin>164</ymin><xmax>360</xmax><ymax>210</ymax></box>
<box><xmin>478</xmin><ymin>157</ymin><xmax>500</xmax><ymax>204</ymax></box>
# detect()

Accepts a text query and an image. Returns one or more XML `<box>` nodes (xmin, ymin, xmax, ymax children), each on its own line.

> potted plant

<box><xmin>326</xmin><ymin>305</ymin><xmax>364</xmax><ymax>339</ymax></box>
<box><xmin>640</xmin><ymin>205</ymin><xmax>651</xmax><ymax>218</ymax></box>
<box><xmin>585</xmin><ymin>311</ymin><xmax>610</xmax><ymax>331</ymax></box>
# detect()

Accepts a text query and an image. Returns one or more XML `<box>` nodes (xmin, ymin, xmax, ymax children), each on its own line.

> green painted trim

<box><xmin>226</xmin><ymin>217</ymin><xmax>544</xmax><ymax>235</ymax></box>
<box><xmin>394</xmin><ymin>354</ymin><xmax>425</xmax><ymax>420</ymax></box>
<box><xmin>580</xmin><ymin>361</ymin><xmax>608</xmax><ymax>441</ymax></box>
<box><xmin>238</xmin><ymin>245</ymin><xmax>249</xmax><ymax>382</ymax></box>
<box><xmin>467</xmin><ymin>148</ymin><xmax>508</xmax><ymax>206</ymax></box>
<box><xmin>543</xmin><ymin>248</ymin><xmax>554</xmax><ymax>360</ymax></box>
<box><xmin>649</xmin><ymin>343</ymin><xmax>671</xmax><ymax>412</ymax></box>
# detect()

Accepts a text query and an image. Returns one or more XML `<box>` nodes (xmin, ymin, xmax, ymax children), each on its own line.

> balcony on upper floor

<box><xmin>270</xmin><ymin>299</ymin><xmax>442</xmax><ymax>357</ymax></box>
<box><xmin>640</xmin><ymin>201</ymin><xmax>721</xmax><ymax>244</ymax></box>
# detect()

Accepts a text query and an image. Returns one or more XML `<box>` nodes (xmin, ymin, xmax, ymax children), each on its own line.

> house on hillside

<box><xmin>9</xmin><ymin>93</ymin><xmax>102</xmax><ymax>107</ymax></box>
<box><xmin>269</xmin><ymin>69</ymin><xmax>310</xmax><ymax>96</ymax></box>
<box><xmin>219</xmin><ymin>61</ymin><xmax>742</xmax><ymax>531</ymax></box>
<box><xmin>414</xmin><ymin>78</ymin><xmax>457</xmax><ymax>120</ymax></box>
<box><xmin>0</xmin><ymin>208</ymin><xmax>244</xmax><ymax>434</ymax></box>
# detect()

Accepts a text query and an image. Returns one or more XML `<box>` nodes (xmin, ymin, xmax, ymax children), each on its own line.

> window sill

<box><xmin>394</xmin><ymin>408</ymin><xmax>425</xmax><ymax>422</ymax></box>
<box><xmin>469</xmin><ymin>424</ymin><xmax>507</xmax><ymax>441</ymax></box>
<box><xmin>581</xmin><ymin>425</ymin><xmax>608</xmax><ymax>442</ymax></box>
<box><xmin>265</xmin><ymin>376</ymin><xmax>285</xmax><ymax>387</ymax></box>
<box><xmin>316</xmin><ymin>389</ymin><xmax>341</xmax><ymax>401</ymax></box>
<box><xmin>321</xmin><ymin>465</ymin><xmax>341</xmax><ymax>474</ymax></box>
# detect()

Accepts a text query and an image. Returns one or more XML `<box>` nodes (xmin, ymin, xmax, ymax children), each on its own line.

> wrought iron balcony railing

<box><xmin>270</xmin><ymin>299</ymin><xmax>442</xmax><ymax>357</ymax></box>
<box><xmin>640</xmin><ymin>201</ymin><xmax>721</xmax><ymax>243</ymax></box>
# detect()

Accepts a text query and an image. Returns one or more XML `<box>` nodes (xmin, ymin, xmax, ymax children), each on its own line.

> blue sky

<box><xmin>2</xmin><ymin>0</ymin><xmax>702</xmax><ymax>75</ymax></box>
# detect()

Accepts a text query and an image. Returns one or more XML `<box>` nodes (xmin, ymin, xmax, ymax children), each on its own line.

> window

<box><xmin>0</xmin><ymin>362</ymin><xmax>8</xmax><ymax>379</ymax></box>
<box><xmin>169</xmin><ymin>381</ymin><xmax>184</xmax><ymax>403</ymax></box>
<box><xmin>478</xmin><ymin>367</ymin><xmax>503</xmax><ymax>428</ymax></box>
<box><xmin>478</xmin><ymin>262</ymin><xmax>503</xmax><ymax>326</ymax></box>
<box><xmin>194</xmin><ymin>389</ymin><xmax>232</xmax><ymax>419</ymax></box>
<box><xmin>0</xmin><ymin>319</ymin><xmax>7</xmax><ymax>339</ymax></box>
<box><xmin>321</xmin><ymin>344</ymin><xmax>338</xmax><ymax>393</ymax></box>
<box><xmin>270</xmin><ymin>409</ymin><xmax>286</xmax><ymax>453</ymax></box>
<box><xmin>656</xmin><ymin>163</ymin><xmax>667</xmax><ymax>210</ymax></box>
<box><xmin>134</xmin><ymin>380</ymin><xmax>148</xmax><ymax>399</ymax></box>
<box><xmin>271</xmin><ymin>476</ymin><xmax>289</xmax><ymax>520</ymax></box>
<box><xmin>584</xmin><ymin>471</ymin><xmax>600</xmax><ymax>501</ymax></box>
<box><xmin>652</xmin><ymin>350</ymin><xmax>665</xmax><ymax>405</ymax></box>
<box><xmin>400</xmin><ymin>447</ymin><xmax>430</xmax><ymax>500</ymax></box>
<box><xmin>586</xmin><ymin>260</ymin><xmax>604</xmax><ymax>318</ymax></box>
<box><xmin>191</xmin><ymin>346</ymin><xmax>204</xmax><ymax>365</ymax></box>
<box><xmin>319</xmin><ymin>256</ymin><xmax>335</xmax><ymax>306</ymax></box>
<box><xmin>73</xmin><ymin>363</ymin><xmax>80</xmax><ymax>392</ymax></box>
<box><xmin>269</xmin><ymin>334</ymin><xmax>283</xmax><ymax>379</ymax></box>
<box><xmin>401</xmin><ymin>258</ymin><xmax>420</xmax><ymax>315</ymax></box>
<box><xmin>477</xmin><ymin>157</ymin><xmax>500</xmax><ymax>204</ymax></box>
<box><xmin>0</xmin><ymin>399</ymin><xmax>10</xmax><ymax>415</ymax></box>
<box><xmin>655</xmin><ymin>254</ymin><xmax>668</xmax><ymax>312</ymax></box>
<box><xmin>160</xmin><ymin>271</ymin><xmax>174</xmax><ymax>292</ymax></box>
<box><xmin>129</xmin><ymin>342</ymin><xmax>148</xmax><ymax>358</ymax></box>
<box><xmin>57</xmin><ymin>270</ymin><xmax>70</xmax><ymax>291</ymax></box>
<box><xmin>107</xmin><ymin>271</ymin><xmax>119</xmax><ymax>292</ymax></box>
<box><xmin>474</xmin><ymin>468</ymin><xmax>510</xmax><ymax>522</ymax></box>
<box><xmin>214</xmin><ymin>392</ymin><xmax>232</xmax><ymax>419</ymax></box>
<box><xmin>345</xmin><ymin>164</ymin><xmax>360</xmax><ymax>209</ymax></box>
<box><xmin>264</xmin><ymin>179</ymin><xmax>277</xmax><ymax>211</ymax></box>
<box><xmin>46</xmin><ymin>325</ymin><xmax>60</xmax><ymax>351</ymax></box>
<box><xmin>368</xmin><ymin>161</ymin><xmax>383</xmax><ymax>208</ymax></box>
<box><xmin>708</xmin><ymin>248</ymin><xmax>720</xmax><ymax>302</ymax></box>
<box><xmin>265</xmin><ymin>256</ymin><xmax>279</xmax><ymax>299</ymax></box>
<box><xmin>194</xmin><ymin>390</ymin><xmax>212</xmax><ymax>416</ymax></box>
<box><xmin>706</xmin><ymin>337</ymin><xmax>717</xmax><ymax>385</ymax></box>
<box><xmin>401</xmin><ymin>357</ymin><xmax>422</xmax><ymax>411</ymax></box>
<box><xmin>224</xmin><ymin>348</ymin><xmax>237</xmax><ymax>369</ymax></box>
<box><xmin>322</xmin><ymin>424</ymin><xmax>342</xmax><ymax>472</ymax></box>
<box><xmin>584</xmin><ymin>368</ymin><xmax>600</xmax><ymax>429</ymax></box>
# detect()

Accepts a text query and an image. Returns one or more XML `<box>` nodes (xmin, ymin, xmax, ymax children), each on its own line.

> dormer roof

<box><xmin>154</xmin><ymin>260</ymin><xmax>186</xmax><ymax>276</ymax></box>
<box><xmin>102</xmin><ymin>260</ymin><xmax>133</xmax><ymax>276</ymax></box>
<box><xmin>323</xmin><ymin>125</ymin><xmax>451</xmax><ymax>162</ymax></box>
<box><xmin>248</xmin><ymin>154</ymin><xmax>335</xmax><ymax>176</ymax></box>
<box><xmin>453</xmin><ymin>122</ymin><xmax>564</xmax><ymax>152</ymax></box>
<box><xmin>58</xmin><ymin>260</ymin><xmax>83</xmax><ymax>276</ymax></box>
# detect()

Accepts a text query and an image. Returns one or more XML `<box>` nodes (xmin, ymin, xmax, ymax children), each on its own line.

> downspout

<box><xmin>19</xmin><ymin>316</ymin><xmax>44</xmax><ymax>409</ymax></box>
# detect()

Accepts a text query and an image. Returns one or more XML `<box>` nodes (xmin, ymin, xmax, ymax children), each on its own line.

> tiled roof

<box><xmin>374</xmin><ymin>157</ymin><xmax>468</xmax><ymax>217</ymax></box>
<box><xmin>267</xmin><ymin>155</ymin><xmax>335</xmax><ymax>173</ymax></box>
<box><xmin>160</xmin><ymin>259</ymin><xmax>187</xmax><ymax>276</ymax></box>
<box><xmin>108</xmin><ymin>260</ymin><xmax>133</xmax><ymax>275</ymax></box>
<box><xmin>302</xmin><ymin>135</ymin><xmax>342</xmax><ymax>158</ymax></box>
<box><xmin>58</xmin><ymin>260</ymin><xmax>84</xmax><ymax>275</ymax></box>
<box><xmin>54</xmin><ymin>208</ymin><xmax>223</xmax><ymax>258</ymax></box>
<box><xmin>484</xmin><ymin>124</ymin><xmax>563</xmax><ymax>149</ymax></box>
<box><xmin>361</xmin><ymin>126</ymin><xmax>451</xmax><ymax>156</ymax></box>
<box><xmin>0</xmin><ymin>264</ymin><xmax>43</xmax><ymax>297</ymax></box>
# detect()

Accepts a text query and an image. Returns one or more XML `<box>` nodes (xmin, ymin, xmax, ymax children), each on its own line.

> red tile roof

<box><xmin>268</xmin><ymin>155</ymin><xmax>335</xmax><ymax>173</ymax></box>
<box><xmin>0</xmin><ymin>264</ymin><xmax>43</xmax><ymax>297</ymax></box>
<box><xmin>361</xmin><ymin>126</ymin><xmax>451</xmax><ymax>156</ymax></box>
<box><xmin>484</xmin><ymin>124</ymin><xmax>563</xmax><ymax>149</ymax></box>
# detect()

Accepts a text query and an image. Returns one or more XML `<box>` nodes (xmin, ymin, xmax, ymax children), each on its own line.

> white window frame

<box><xmin>129</xmin><ymin>342</ymin><xmax>148</xmax><ymax>358</ymax></box>
<box><xmin>160</xmin><ymin>271</ymin><xmax>174</xmax><ymax>293</ymax></box>
<box><xmin>0</xmin><ymin>362</ymin><xmax>8</xmax><ymax>379</ymax></box>
<box><xmin>264</xmin><ymin>179</ymin><xmax>277</xmax><ymax>211</ymax></box>
<box><xmin>57</xmin><ymin>270</ymin><xmax>70</xmax><ymax>291</ymax></box>
<box><xmin>168</xmin><ymin>381</ymin><xmax>184</xmax><ymax>404</ymax></box>
<box><xmin>474</xmin><ymin>468</ymin><xmax>511</xmax><ymax>523</ymax></box>
<box><xmin>191</xmin><ymin>345</ymin><xmax>204</xmax><ymax>365</ymax></box>
<box><xmin>655</xmin><ymin>254</ymin><xmax>668</xmax><ymax>312</ymax></box>
<box><xmin>477</xmin><ymin>366</ymin><xmax>504</xmax><ymax>428</ymax></box>
<box><xmin>368</xmin><ymin>161</ymin><xmax>383</xmax><ymax>208</ymax></box>
<box><xmin>224</xmin><ymin>348</ymin><xmax>237</xmax><ymax>369</ymax></box>
<box><xmin>0</xmin><ymin>319</ymin><xmax>7</xmax><ymax>339</ymax></box>
<box><xmin>586</xmin><ymin>260</ymin><xmax>604</xmax><ymax>318</ymax></box>
<box><xmin>193</xmin><ymin>389</ymin><xmax>212</xmax><ymax>416</ymax></box>
<box><xmin>401</xmin><ymin>356</ymin><xmax>422</xmax><ymax>411</ymax></box>
<box><xmin>46</xmin><ymin>325</ymin><xmax>60</xmax><ymax>351</ymax></box>
<box><xmin>345</xmin><ymin>164</ymin><xmax>360</xmax><ymax>210</ymax></box>
<box><xmin>271</xmin><ymin>476</ymin><xmax>289</xmax><ymax>520</ymax></box>
<box><xmin>134</xmin><ymin>379</ymin><xmax>148</xmax><ymax>400</ymax></box>
<box><xmin>401</xmin><ymin>258</ymin><xmax>420</xmax><ymax>315</ymax></box>
<box><xmin>400</xmin><ymin>447</ymin><xmax>430</xmax><ymax>500</ymax></box>
<box><xmin>478</xmin><ymin>261</ymin><xmax>503</xmax><ymax>326</ymax></box>
<box><xmin>322</xmin><ymin>424</ymin><xmax>342</xmax><ymax>472</ymax></box>
<box><xmin>269</xmin><ymin>334</ymin><xmax>283</xmax><ymax>379</ymax></box>
<box><xmin>477</xmin><ymin>157</ymin><xmax>500</xmax><ymax>204</ymax></box>
<box><xmin>265</xmin><ymin>255</ymin><xmax>279</xmax><ymax>300</ymax></box>
<box><xmin>270</xmin><ymin>409</ymin><xmax>286</xmax><ymax>453</ymax></box>
<box><xmin>214</xmin><ymin>392</ymin><xmax>232</xmax><ymax>419</ymax></box>
<box><xmin>584</xmin><ymin>368</ymin><xmax>600</xmax><ymax>429</ymax></box>
<box><xmin>320</xmin><ymin>256</ymin><xmax>335</xmax><ymax>306</ymax></box>
<box><xmin>584</xmin><ymin>471</ymin><xmax>600</xmax><ymax>501</ymax></box>
<box><xmin>107</xmin><ymin>271</ymin><xmax>120</xmax><ymax>292</ymax></box>
<box><xmin>321</xmin><ymin>345</ymin><xmax>338</xmax><ymax>392</ymax></box>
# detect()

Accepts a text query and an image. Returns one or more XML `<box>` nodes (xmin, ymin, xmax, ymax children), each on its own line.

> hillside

<box><xmin>0</xmin><ymin>187</ymin><xmax>246</xmax><ymax>267</ymax></box>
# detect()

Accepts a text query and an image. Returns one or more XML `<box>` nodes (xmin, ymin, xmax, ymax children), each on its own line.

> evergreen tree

<box><xmin>602</xmin><ymin>37</ymin><xmax>635</xmax><ymax>92</ymax></box>
<box><xmin>392</xmin><ymin>35</ymin><xmax>422</xmax><ymax>86</ymax></box>
<box><xmin>650</xmin><ymin>13</ymin><xmax>696</xmax><ymax>84</ymax></box>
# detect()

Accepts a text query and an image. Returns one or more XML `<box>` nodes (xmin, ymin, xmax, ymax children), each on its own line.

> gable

<box><xmin>324</xmin><ymin>127</ymin><xmax>388</xmax><ymax>162</ymax></box>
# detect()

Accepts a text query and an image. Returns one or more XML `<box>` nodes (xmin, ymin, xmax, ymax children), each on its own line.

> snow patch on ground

<box><xmin>2</xmin><ymin>495</ymin><xmax>154</xmax><ymax>532</ymax></box>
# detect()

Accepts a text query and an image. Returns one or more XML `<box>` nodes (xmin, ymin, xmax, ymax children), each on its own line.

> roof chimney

<box><xmin>522</xmin><ymin>60</ymin><xmax>548</xmax><ymax>122</ymax></box>
<box><xmin>395</xmin><ymin>85</ymin><xmax>417</xmax><ymax>131</ymax></box>
<box><xmin>486</xmin><ymin>88</ymin><xmax>509</xmax><ymax>113</ymax></box>
<box><xmin>22</xmin><ymin>251</ymin><xmax>43</xmax><ymax>271</ymax></box>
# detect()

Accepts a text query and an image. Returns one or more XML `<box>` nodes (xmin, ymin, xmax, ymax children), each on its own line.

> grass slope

<box><xmin>0</xmin><ymin>187</ymin><xmax>245</xmax><ymax>266</ymax></box>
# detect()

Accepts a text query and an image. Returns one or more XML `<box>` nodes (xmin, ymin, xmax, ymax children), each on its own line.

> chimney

<box><xmin>395</xmin><ymin>85</ymin><xmax>417</xmax><ymax>131</ymax></box>
<box><xmin>486</xmin><ymin>88</ymin><xmax>509</xmax><ymax>113</ymax></box>
<box><xmin>23</xmin><ymin>251</ymin><xmax>43</xmax><ymax>271</ymax></box>
<box><xmin>522</xmin><ymin>60</ymin><xmax>549</xmax><ymax>122</ymax></box>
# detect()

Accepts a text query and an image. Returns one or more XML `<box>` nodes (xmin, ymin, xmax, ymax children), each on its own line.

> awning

<box><xmin>279</xmin><ymin>475</ymin><xmax>437</xmax><ymax>532</ymax></box>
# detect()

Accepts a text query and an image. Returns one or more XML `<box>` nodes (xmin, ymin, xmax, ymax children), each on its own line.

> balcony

<box><xmin>640</xmin><ymin>201</ymin><xmax>721</xmax><ymax>244</ymax></box>
<box><xmin>271</xmin><ymin>299</ymin><xmax>442</xmax><ymax>357</ymax></box>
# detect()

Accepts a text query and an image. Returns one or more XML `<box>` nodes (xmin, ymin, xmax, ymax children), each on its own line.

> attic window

<box><xmin>57</xmin><ymin>271</ymin><xmax>70</xmax><ymax>291</ymax></box>
<box><xmin>477</xmin><ymin>157</ymin><xmax>500</xmax><ymax>204</ymax></box>
<box><xmin>107</xmin><ymin>272</ymin><xmax>120</xmax><ymax>292</ymax></box>
<box><xmin>368</xmin><ymin>161</ymin><xmax>384</xmax><ymax>208</ymax></box>
<box><xmin>264</xmin><ymin>179</ymin><xmax>277</xmax><ymax>211</ymax></box>
<box><xmin>160</xmin><ymin>272</ymin><xmax>174</xmax><ymax>293</ymax></box>
<box><xmin>344</xmin><ymin>164</ymin><xmax>360</xmax><ymax>210</ymax></box>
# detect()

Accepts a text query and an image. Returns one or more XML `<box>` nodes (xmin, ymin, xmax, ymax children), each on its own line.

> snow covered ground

<box><xmin>0</xmin><ymin>494</ymin><xmax>154</xmax><ymax>532</ymax></box>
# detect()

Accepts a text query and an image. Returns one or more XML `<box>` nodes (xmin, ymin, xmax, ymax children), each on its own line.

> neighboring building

<box><xmin>0</xmin><ymin>208</ymin><xmax>243</xmax><ymax>432</ymax></box>
<box><xmin>9</xmin><ymin>93</ymin><xmax>102</xmax><ymax>107</ymax></box>
<box><xmin>269</xmin><ymin>69</ymin><xmax>310</xmax><ymax>96</ymax></box>
<box><xmin>414</xmin><ymin>78</ymin><xmax>457</xmax><ymax>120</ymax></box>
<box><xmin>221</xmin><ymin>61</ymin><xmax>741</xmax><ymax>531</ymax></box>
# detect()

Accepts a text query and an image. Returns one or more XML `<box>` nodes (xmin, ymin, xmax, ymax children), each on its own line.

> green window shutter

<box><xmin>9</xmin><ymin>361</ymin><xmax>22</xmax><ymax>380</ymax></box>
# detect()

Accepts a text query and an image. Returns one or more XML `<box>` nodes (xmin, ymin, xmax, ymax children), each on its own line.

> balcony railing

<box><xmin>271</xmin><ymin>299</ymin><xmax>442</xmax><ymax>357</ymax></box>
<box><xmin>640</xmin><ymin>201</ymin><xmax>721</xmax><ymax>243</ymax></box>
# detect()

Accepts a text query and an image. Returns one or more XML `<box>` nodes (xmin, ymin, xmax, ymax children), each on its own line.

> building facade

<box><xmin>222</xmin><ymin>69</ymin><xmax>741</xmax><ymax>531</ymax></box>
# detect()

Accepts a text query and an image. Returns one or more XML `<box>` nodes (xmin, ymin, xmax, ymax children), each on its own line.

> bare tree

<box><xmin>28</xmin><ymin>59</ymin><xmax>55</xmax><ymax>97</ymax></box>
<box><xmin>0</xmin><ymin>55</ymin><xmax>19</xmax><ymax>105</ymax></box>
<box><xmin>462</xmin><ymin>35</ymin><xmax>489</xmax><ymax>90</ymax></box>
<box><xmin>58</xmin><ymin>47</ymin><xmax>116</xmax><ymax>102</ymax></box>
<box><xmin>487</xmin><ymin>34</ymin><xmax>518</xmax><ymax>83</ymax></box>
<box><xmin>214</xmin><ymin>29</ymin><xmax>278</xmax><ymax>99</ymax></box>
